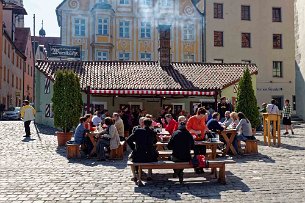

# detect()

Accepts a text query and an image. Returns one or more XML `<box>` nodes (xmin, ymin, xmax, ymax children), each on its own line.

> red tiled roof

<box><xmin>36</xmin><ymin>60</ymin><xmax>258</xmax><ymax>93</ymax></box>
<box><xmin>15</xmin><ymin>27</ymin><xmax>30</xmax><ymax>54</ymax></box>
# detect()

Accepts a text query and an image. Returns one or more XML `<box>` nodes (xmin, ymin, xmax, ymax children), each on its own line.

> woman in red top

<box><xmin>186</xmin><ymin>107</ymin><xmax>209</xmax><ymax>174</ymax></box>
<box><xmin>161</xmin><ymin>114</ymin><xmax>178</xmax><ymax>135</ymax></box>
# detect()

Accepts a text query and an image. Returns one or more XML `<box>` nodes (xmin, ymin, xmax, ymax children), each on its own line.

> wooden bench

<box><xmin>109</xmin><ymin>141</ymin><xmax>125</xmax><ymax>160</ymax></box>
<box><xmin>127</xmin><ymin>160</ymin><xmax>235</xmax><ymax>186</ymax></box>
<box><xmin>66</xmin><ymin>143</ymin><xmax>81</xmax><ymax>159</ymax></box>
<box><xmin>244</xmin><ymin>139</ymin><xmax>259</xmax><ymax>154</ymax></box>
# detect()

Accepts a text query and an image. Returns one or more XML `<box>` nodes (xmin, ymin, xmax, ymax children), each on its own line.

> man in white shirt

<box><xmin>266</xmin><ymin>99</ymin><xmax>280</xmax><ymax>114</ymax></box>
<box><xmin>92</xmin><ymin>111</ymin><xmax>102</xmax><ymax>127</ymax></box>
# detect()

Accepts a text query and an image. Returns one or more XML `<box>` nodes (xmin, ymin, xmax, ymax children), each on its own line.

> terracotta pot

<box><xmin>56</xmin><ymin>131</ymin><xmax>73</xmax><ymax>146</ymax></box>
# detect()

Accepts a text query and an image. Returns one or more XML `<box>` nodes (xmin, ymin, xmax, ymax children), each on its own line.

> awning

<box><xmin>90</xmin><ymin>89</ymin><xmax>216</xmax><ymax>96</ymax></box>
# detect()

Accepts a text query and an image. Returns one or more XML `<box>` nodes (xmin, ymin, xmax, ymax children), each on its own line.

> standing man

<box><xmin>217</xmin><ymin>97</ymin><xmax>231</xmax><ymax>122</ymax></box>
<box><xmin>282</xmin><ymin>99</ymin><xmax>294</xmax><ymax>135</ymax></box>
<box><xmin>113</xmin><ymin>112</ymin><xmax>125</xmax><ymax>141</ymax></box>
<box><xmin>20</xmin><ymin>100</ymin><xmax>36</xmax><ymax>137</ymax></box>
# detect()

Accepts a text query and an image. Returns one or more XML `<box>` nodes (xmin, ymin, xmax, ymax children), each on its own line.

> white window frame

<box><xmin>184</xmin><ymin>54</ymin><xmax>195</xmax><ymax>62</ymax></box>
<box><xmin>140</xmin><ymin>52</ymin><xmax>152</xmax><ymax>61</ymax></box>
<box><xmin>119</xmin><ymin>0</ymin><xmax>130</xmax><ymax>5</ymax></box>
<box><xmin>118</xmin><ymin>52</ymin><xmax>131</xmax><ymax>61</ymax></box>
<box><xmin>119</xmin><ymin>20</ymin><xmax>131</xmax><ymax>38</ymax></box>
<box><xmin>96</xmin><ymin>50</ymin><xmax>109</xmax><ymax>61</ymax></box>
<box><xmin>92</xmin><ymin>102</ymin><xmax>107</xmax><ymax>111</ymax></box>
<box><xmin>128</xmin><ymin>102</ymin><xmax>143</xmax><ymax>110</ymax></box>
<box><xmin>139</xmin><ymin>0</ymin><xmax>152</xmax><ymax>7</ymax></box>
<box><xmin>97</xmin><ymin>17</ymin><xmax>109</xmax><ymax>36</ymax></box>
<box><xmin>172</xmin><ymin>103</ymin><xmax>185</xmax><ymax>110</ymax></box>
<box><xmin>74</xmin><ymin>17</ymin><xmax>86</xmax><ymax>37</ymax></box>
<box><xmin>140</xmin><ymin>21</ymin><xmax>152</xmax><ymax>39</ymax></box>
<box><xmin>183</xmin><ymin>23</ymin><xmax>195</xmax><ymax>41</ymax></box>
<box><xmin>160</xmin><ymin>0</ymin><xmax>173</xmax><ymax>8</ymax></box>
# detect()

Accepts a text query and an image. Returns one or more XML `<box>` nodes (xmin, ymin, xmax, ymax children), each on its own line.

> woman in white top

<box><xmin>233</xmin><ymin>112</ymin><xmax>255</xmax><ymax>153</ymax></box>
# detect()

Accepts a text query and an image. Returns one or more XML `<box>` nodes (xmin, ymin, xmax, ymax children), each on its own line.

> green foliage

<box><xmin>235</xmin><ymin>68</ymin><xmax>260</xmax><ymax>128</ymax></box>
<box><xmin>51</xmin><ymin>70</ymin><xmax>83</xmax><ymax>133</ymax></box>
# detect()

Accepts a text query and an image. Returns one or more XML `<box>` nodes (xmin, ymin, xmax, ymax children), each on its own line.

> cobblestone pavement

<box><xmin>0</xmin><ymin>121</ymin><xmax>305</xmax><ymax>202</ymax></box>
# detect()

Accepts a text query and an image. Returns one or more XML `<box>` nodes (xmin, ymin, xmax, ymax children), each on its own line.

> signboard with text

<box><xmin>48</xmin><ymin>45</ymin><xmax>81</xmax><ymax>58</ymax></box>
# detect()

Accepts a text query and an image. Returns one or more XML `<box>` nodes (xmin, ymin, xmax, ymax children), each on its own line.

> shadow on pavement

<box><xmin>233</xmin><ymin>153</ymin><xmax>275</xmax><ymax>163</ymax></box>
<box><xmin>279</xmin><ymin>143</ymin><xmax>305</xmax><ymax>151</ymax></box>
<box><xmin>35</xmin><ymin>124</ymin><xmax>57</xmax><ymax>136</ymax></box>
<box><xmin>22</xmin><ymin>137</ymin><xmax>36</xmax><ymax>142</ymax></box>
<box><xmin>55</xmin><ymin>146</ymin><xmax>128</xmax><ymax>169</ymax></box>
<box><xmin>134</xmin><ymin>171</ymin><xmax>249</xmax><ymax>201</ymax></box>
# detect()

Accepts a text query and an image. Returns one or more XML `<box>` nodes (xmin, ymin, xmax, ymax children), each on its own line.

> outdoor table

<box><xmin>87</xmin><ymin>131</ymin><xmax>99</xmax><ymax>155</ymax></box>
<box><xmin>155</xmin><ymin>140</ymin><xmax>223</xmax><ymax>160</ymax></box>
<box><xmin>220</xmin><ymin>129</ymin><xmax>238</xmax><ymax>156</ymax></box>
<box><xmin>263</xmin><ymin>113</ymin><xmax>281</xmax><ymax>146</ymax></box>
<box><xmin>156</xmin><ymin>129</ymin><xmax>171</xmax><ymax>143</ymax></box>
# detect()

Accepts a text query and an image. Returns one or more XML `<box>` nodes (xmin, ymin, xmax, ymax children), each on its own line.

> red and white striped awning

<box><xmin>90</xmin><ymin>89</ymin><xmax>215</xmax><ymax>96</ymax></box>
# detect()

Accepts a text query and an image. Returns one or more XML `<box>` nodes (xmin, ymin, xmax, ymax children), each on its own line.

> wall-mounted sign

<box><xmin>257</xmin><ymin>87</ymin><xmax>283</xmax><ymax>91</ymax></box>
<box><xmin>48</xmin><ymin>45</ymin><xmax>81</xmax><ymax>58</ymax></box>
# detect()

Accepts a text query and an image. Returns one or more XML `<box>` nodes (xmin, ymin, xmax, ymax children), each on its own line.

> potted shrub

<box><xmin>235</xmin><ymin>68</ymin><xmax>260</xmax><ymax>134</ymax></box>
<box><xmin>52</xmin><ymin>70</ymin><xmax>83</xmax><ymax>146</ymax></box>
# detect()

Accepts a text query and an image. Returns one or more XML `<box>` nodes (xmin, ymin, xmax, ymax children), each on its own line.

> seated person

<box><xmin>96</xmin><ymin>117</ymin><xmax>120</xmax><ymax>161</ymax></box>
<box><xmin>222</xmin><ymin>111</ymin><xmax>232</xmax><ymax>128</ymax></box>
<box><xmin>161</xmin><ymin>114</ymin><xmax>178</xmax><ymax>135</ymax></box>
<box><xmin>127</xmin><ymin>118</ymin><xmax>158</xmax><ymax>183</ymax></box>
<box><xmin>145</xmin><ymin>114</ymin><xmax>160</xmax><ymax>128</ymax></box>
<box><xmin>73</xmin><ymin>116</ymin><xmax>92</xmax><ymax>156</ymax></box>
<box><xmin>207</xmin><ymin>112</ymin><xmax>224</xmax><ymax>132</ymax></box>
<box><xmin>233</xmin><ymin>112</ymin><xmax>255</xmax><ymax>153</ymax></box>
<box><xmin>132</xmin><ymin>117</ymin><xmax>145</xmax><ymax>134</ymax></box>
<box><xmin>168</xmin><ymin>116</ymin><xmax>194</xmax><ymax>184</ymax></box>
<box><xmin>227</xmin><ymin>112</ymin><xmax>239</xmax><ymax>129</ymax></box>
<box><xmin>92</xmin><ymin>111</ymin><xmax>102</xmax><ymax>127</ymax></box>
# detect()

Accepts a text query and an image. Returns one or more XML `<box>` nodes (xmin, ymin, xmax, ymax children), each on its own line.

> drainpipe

<box><xmin>86</xmin><ymin>86</ymin><xmax>91</xmax><ymax>114</ymax></box>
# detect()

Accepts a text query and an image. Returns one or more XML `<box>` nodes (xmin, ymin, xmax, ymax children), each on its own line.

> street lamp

<box><xmin>191</xmin><ymin>0</ymin><xmax>206</xmax><ymax>62</ymax></box>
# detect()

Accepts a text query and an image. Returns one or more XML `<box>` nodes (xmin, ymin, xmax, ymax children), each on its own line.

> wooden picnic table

<box><xmin>87</xmin><ymin>131</ymin><xmax>99</xmax><ymax>155</ymax></box>
<box><xmin>155</xmin><ymin>140</ymin><xmax>223</xmax><ymax>160</ymax></box>
<box><xmin>220</xmin><ymin>129</ymin><xmax>238</xmax><ymax>156</ymax></box>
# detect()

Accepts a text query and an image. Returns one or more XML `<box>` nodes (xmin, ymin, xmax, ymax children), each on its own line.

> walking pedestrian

<box><xmin>283</xmin><ymin>99</ymin><xmax>294</xmax><ymax>135</ymax></box>
<box><xmin>20</xmin><ymin>100</ymin><xmax>36</xmax><ymax>137</ymax></box>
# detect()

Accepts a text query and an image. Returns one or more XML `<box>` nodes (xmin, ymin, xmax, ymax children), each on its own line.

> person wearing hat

<box><xmin>20</xmin><ymin>100</ymin><xmax>36</xmax><ymax>137</ymax></box>
<box><xmin>260</xmin><ymin>103</ymin><xmax>267</xmax><ymax>113</ymax></box>
<box><xmin>217</xmin><ymin>96</ymin><xmax>231</xmax><ymax>122</ymax></box>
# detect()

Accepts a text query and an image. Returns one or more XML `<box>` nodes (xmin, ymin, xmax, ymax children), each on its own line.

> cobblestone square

<box><xmin>0</xmin><ymin>121</ymin><xmax>305</xmax><ymax>202</ymax></box>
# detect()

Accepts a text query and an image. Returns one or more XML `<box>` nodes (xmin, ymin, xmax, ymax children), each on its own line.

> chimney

<box><xmin>158</xmin><ymin>25</ymin><xmax>171</xmax><ymax>67</ymax></box>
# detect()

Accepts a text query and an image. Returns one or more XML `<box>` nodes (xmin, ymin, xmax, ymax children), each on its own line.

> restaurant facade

<box><xmin>35</xmin><ymin>60</ymin><xmax>258</xmax><ymax>127</ymax></box>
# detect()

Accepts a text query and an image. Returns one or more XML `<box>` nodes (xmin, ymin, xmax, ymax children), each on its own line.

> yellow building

<box><xmin>56</xmin><ymin>0</ymin><xmax>203</xmax><ymax>62</ymax></box>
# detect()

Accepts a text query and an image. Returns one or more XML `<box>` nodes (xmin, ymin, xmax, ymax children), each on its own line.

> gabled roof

<box><xmin>15</xmin><ymin>27</ymin><xmax>30</xmax><ymax>54</ymax></box>
<box><xmin>36</xmin><ymin>60</ymin><xmax>258</xmax><ymax>95</ymax></box>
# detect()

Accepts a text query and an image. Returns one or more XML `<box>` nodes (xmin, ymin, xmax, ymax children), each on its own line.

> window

<box><xmin>214</xmin><ymin>59</ymin><xmax>223</xmax><ymax>63</ymax></box>
<box><xmin>12</xmin><ymin>74</ymin><xmax>14</xmax><ymax>87</ymax></box>
<box><xmin>272</xmin><ymin>7</ymin><xmax>282</xmax><ymax>22</ymax></box>
<box><xmin>119</xmin><ymin>52</ymin><xmax>131</xmax><ymax>61</ymax></box>
<box><xmin>97</xmin><ymin>18</ymin><xmax>109</xmax><ymax>35</ymax></box>
<box><xmin>74</xmin><ymin>18</ymin><xmax>86</xmax><ymax>36</ymax></box>
<box><xmin>273</xmin><ymin>34</ymin><xmax>282</xmax><ymax>49</ymax></box>
<box><xmin>293</xmin><ymin>95</ymin><xmax>296</xmax><ymax>111</ymax></box>
<box><xmin>241</xmin><ymin>5</ymin><xmax>250</xmax><ymax>20</ymax></box>
<box><xmin>4</xmin><ymin>39</ymin><xmax>6</xmax><ymax>54</ymax></box>
<box><xmin>19</xmin><ymin>78</ymin><xmax>22</xmax><ymax>90</ymax></box>
<box><xmin>119</xmin><ymin>21</ymin><xmax>130</xmax><ymax>38</ymax></box>
<box><xmin>96</xmin><ymin>51</ymin><xmax>109</xmax><ymax>61</ymax></box>
<box><xmin>241</xmin><ymin>33</ymin><xmax>251</xmax><ymax>48</ymax></box>
<box><xmin>16</xmin><ymin>76</ymin><xmax>18</xmax><ymax>89</ymax></box>
<box><xmin>31</xmin><ymin>66</ymin><xmax>33</xmax><ymax>76</ymax></box>
<box><xmin>7</xmin><ymin>69</ymin><xmax>9</xmax><ymax>83</ymax></box>
<box><xmin>3</xmin><ymin>66</ymin><xmax>6</xmax><ymax>82</ymax></box>
<box><xmin>81</xmin><ymin>51</ymin><xmax>86</xmax><ymax>61</ymax></box>
<box><xmin>119</xmin><ymin>0</ymin><xmax>129</xmax><ymax>5</ymax></box>
<box><xmin>183</xmin><ymin>23</ymin><xmax>195</xmax><ymax>41</ymax></box>
<box><xmin>214</xmin><ymin>3</ymin><xmax>223</xmax><ymax>19</ymax></box>
<box><xmin>12</xmin><ymin>52</ymin><xmax>14</xmax><ymax>64</ymax></box>
<box><xmin>140</xmin><ymin>53</ymin><xmax>152</xmax><ymax>61</ymax></box>
<box><xmin>273</xmin><ymin>61</ymin><xmax>283</xmax><ymax>77</ymax></box>
<box><xmin>160</xmin><ymin>0</ymin><xmax>173</xmax><ymax>7</ymax></box>
<box><xmin>140</xmin><ymin>21</ymin><xmax>151</xmax><ymax>38</ymax></box>
<box><xmin>241</xmin><ymin>60</ymin><xmax>251</xmax><ymax>64</ymax></box>
<box><xmin>184</xmin><ymin>54</ymin><xmax>194</xmax><ymax>62</ymax></box>
<box><xmin>8</xmin><ymin>44</ymin><xmax>10</xmax><ymax>58</ymax></box>
<box><xmin>214</xmin><ymin>31</ymin><xmax>223</xmax><ymax>47</ymax></box>
<box><xmin>139</xmin><ymin>0</ymin><xmax>152</xmax><ymax>6</ymax></box>
<box><xmin>272</xmin><ymin>96</ymin><xmax>283</xmax><ymax>110</ymax></box>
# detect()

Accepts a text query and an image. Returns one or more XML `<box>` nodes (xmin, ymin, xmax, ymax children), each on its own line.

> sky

<box><xmin>24</xmin><ymin>0</ymin><xmax>62</xmax><ymax>37</ymax></box>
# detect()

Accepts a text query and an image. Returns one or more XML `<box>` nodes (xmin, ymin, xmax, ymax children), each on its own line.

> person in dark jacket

<box><xmin>217</xmin><ymin>97</ymin><xmax>231</xmax><ymax>122</ymax></box>
<box><xmin>207</xmin><ymin>112</ymin><xmax>224</xmax><ymax>132</ymax></box>
<box><xmin>127</xmin><ymin>118</ymin><xmax>158</xmax><ymax>183</ymax></box>
<box><xmin>168</xmin><ymin>116</ymin><xmax>194</xmax><ymax>184</ymax></box>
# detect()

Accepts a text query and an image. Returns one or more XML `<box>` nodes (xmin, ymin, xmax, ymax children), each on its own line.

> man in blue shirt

<box><xmin>207</xmin><ymin>112</ymin><xmax>224</xmax><ymax>132</ymax></box>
